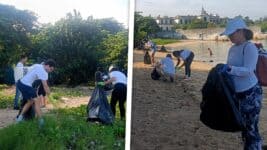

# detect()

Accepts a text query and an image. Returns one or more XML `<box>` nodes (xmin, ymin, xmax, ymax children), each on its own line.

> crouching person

<box><xmin>156</xmin><ymin>54</ymin><xmax>175</xmax><ymax>82</ymax></box>
<box><xmin>16</xmin><ymin>59</ymin><xmax>56</xmax><ymax>127</ymax></box>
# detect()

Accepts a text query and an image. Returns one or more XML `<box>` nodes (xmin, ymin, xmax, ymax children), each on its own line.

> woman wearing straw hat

<box><xmin>221</xmin><ymin>17</ymin><xmax>263</xmax><ymax>149</ymax></box>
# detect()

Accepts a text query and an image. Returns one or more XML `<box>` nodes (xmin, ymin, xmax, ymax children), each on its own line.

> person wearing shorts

<box><xmin>16</xmin><ymin>59</ymin><xmax>55</xmax><ymax>127</ymax></box>
<box><xmin>33</xmin><ymin>79</ymin><xmax>47</xmax><ymax>107</ymax></box>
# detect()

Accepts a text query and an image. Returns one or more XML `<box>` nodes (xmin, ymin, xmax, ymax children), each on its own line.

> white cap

<box><xmin>220</xmin><ymin>17</ymin><xmax>248</xmax><ymax>36</ymax></box>
<box><xmin>108</xmin><ymin>65</ymin><xmax>116</xmax><ymax>72</ymax></box>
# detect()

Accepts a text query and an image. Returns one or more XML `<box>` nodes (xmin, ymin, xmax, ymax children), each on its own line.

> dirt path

<box><xmin>130</xmin><ymin>50</ymin><xmax>267</xmax><ymax>150</ymax></box>
<box><xmin>0</xmin><ymin>96</ymin><xmax>89</xmax><ymax>129</ymax></box>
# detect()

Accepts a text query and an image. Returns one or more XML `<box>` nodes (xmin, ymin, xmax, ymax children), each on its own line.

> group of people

<box><xmin>14</xmin><ymin>58</ymin><xmax>56</xmax><ymax>127</ymax></box>
<box><xmin>147</xmin><ymin>17</ymin><xmax>264</xmax><ymax>149</ymax></box>
<box><xmin>13</xmin><ymin>55</ymin><xmax>127</xmax><ymax>126</ymax></box>
<box><xmin>11</xmin><ymin>17</ymin><xmax>264</xmax><ymax>149</ymax></box>
<box><xmin>13</xmin><ymin>56</ymin><xmax>48</xmax><ymax>111</ymax></box>
<box><xmin>145</xmin><ymin>39</ymin><xmax>195</xmax><ymax>82</ymax></box>
<box><xmin>152</xmin><ymin>49</ymin><xmax>195</xmax><ymax>82</ymax></box>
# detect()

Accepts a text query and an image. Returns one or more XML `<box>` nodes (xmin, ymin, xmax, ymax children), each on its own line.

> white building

<box><xmin>155</xmin><ymin>15</ymin><xmax>175</xmax><ymax>31</ymax></box>
<box><xmin>155</xmin><ymin>7</ymin><xmax>223</xmax><ymax>29</ymax></box>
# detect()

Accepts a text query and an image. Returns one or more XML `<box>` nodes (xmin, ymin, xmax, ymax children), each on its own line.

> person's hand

<box><xmin>175</xmin><ymin>66</ymin><xmax>181</xmax><ymax>71</ymax></box>
<box><xmin>219</xmin><ymin>64</ymin><xmax>230</xmax><ymax>73</ymax></box>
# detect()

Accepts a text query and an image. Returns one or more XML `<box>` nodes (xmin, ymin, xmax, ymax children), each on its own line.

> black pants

<box><xmin>110</xmin><ymin>83</ymin><xmax>127</xmax><ymax>119</ymax></box>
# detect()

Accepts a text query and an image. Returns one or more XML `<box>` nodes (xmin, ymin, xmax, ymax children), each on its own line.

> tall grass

<box><xmin>0</xmin><ymin>105</ymin><xmax>125</xmax><ymax>149</ymax></box>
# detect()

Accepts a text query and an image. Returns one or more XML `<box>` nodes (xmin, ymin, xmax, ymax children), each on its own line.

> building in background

<box><xmin>155</xmin><ymin>7</ymin><xmax>224</xmax><ymax>31</ymax></box>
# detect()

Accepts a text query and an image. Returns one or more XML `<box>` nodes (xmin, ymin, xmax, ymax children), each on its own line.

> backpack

<box><xmin>151</xmin><ymin>67</ymin><xmax>161</xmax><ymax>80</ymax></box>
<box><xmin>256</xmin><ymin>50</ymin><xmax>267</xmax><ymax>86</ymax></box>
<box><xmin>144</xmin><ymin>51</ymin><xmax>151</xmax><ymax>64</ymax></box>
<box><xmin>244</xmin><ymin>42</ymin><xmax>267</xmax><ymax>86</ymax></box>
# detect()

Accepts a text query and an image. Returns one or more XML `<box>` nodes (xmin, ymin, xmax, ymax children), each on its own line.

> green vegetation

<box><xmin>260</xmin><ymin>21</ymin><xmax>267</xmax><ymax>33</ymax></box>
<box><xmin>0</xmin><ymin>4</ymin><xmax>128</xmax><ymax>86</ymax></box>
<box><xmin>0</xmin><ymin>4</ymin><xmax>127</xmax><ymax>149</ymax></box>
<box><xmin>134</xmin><ymin>12</ymin><xmax>160</xmax><ymax>48</ymax></box>
<box><xmin>51</xmin><ymin>86</ymin><xmax>89</xmax><ymax>97</ymax></box>
<box><xmin>0</xmin><ymin>94</ymin><xmax>13</xmax><ymax>108</ymax></box>
<box><xmin>0</xmin><ymin>84</ymin><xmax>91</xmax><ymax>108</ymax></box>
<box><xmin>152</xmin><ymin>38</ymin><xmax>180</xmax><ymax>45</ymax></box>
<box><xmin>0</xmin><ymin>105</ymin><xmax>125</xmax><ymax>150</ymax></box>
<box><xmin>0</xmin><ymin>84</ymin><xmax>14</xmax><ymax>108</ymax></box>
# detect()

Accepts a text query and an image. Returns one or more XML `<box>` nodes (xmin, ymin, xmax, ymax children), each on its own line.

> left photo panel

<box><xmin>0</xmin><ymin>0</ymin><xmax>130</xmax><ymax>149</ymax></box>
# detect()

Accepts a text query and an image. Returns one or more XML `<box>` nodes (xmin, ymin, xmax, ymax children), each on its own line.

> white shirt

<box><xmin>109</xmin><ymin>71</ymin><xmax>127</xmax><ymax>85</ymax></box>
<box><xmin>14</xmin><ymin>62</ymin><xmax>24</xmax><ymax>82</ymax></box>
<box><xmin>21</xmin><ymin>64</ymin><xmax>48</xmax><ymax>87</ymax></box>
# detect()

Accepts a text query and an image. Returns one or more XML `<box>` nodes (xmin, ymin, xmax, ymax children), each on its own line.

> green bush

<box><xmin>0</xmin><ymin>94</ymin><xmax>13</xmax><ymax>108</ymax></box>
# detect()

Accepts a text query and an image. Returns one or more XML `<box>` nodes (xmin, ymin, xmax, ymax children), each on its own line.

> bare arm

<box><xmin>179</xmin><ymin>60</ymin><xmax>185</xmax><ymax>68</ymax></box>
<box><xmin>176</xmin><ymin>58</ymin><xmax>181</xmax><ymax>67</ymax></box>
<box><xmin>41</xmin><ymin>80</ymin><xmax>50</xmax><ymax>95</ymax></box>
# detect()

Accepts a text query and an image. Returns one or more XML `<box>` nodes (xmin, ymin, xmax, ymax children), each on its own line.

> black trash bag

<box><xmin>87</xmin><ymin>86</ymin><xmax>114</xmax><ymax>124</ymax></box>
<box><xmin>151</xmin><ymin>67</ymin><xmax>161</xmax><ymax>80</ymax></box>
<box><xmin>102</xmin><ymin>74</ymin><xmax>113</xmax><ymax>91</ymax></box>
<box><xmin>17</xmin><ymin>98</ymin><xmax>35</xmax><ymax>120</ymax></box>
<box><xmin>144</xmin><ymin>51</ymin><xmax>151</xmax><ymax>64</ymax></box>
<box><xmin>200</xmin><ymin>64</ymin><xmax>245</xmax><ymax>132</ymax></box>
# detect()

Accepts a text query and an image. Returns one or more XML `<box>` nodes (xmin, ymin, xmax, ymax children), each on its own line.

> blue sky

<box><xmin>135</xmin><ymin>0</ymin><xmax>267</xmax><ymax>20</ymax></box>
<box><xmin>0</xmin><ymin>0</ymin><xmax>129</xmax><ymax>26</ymax></box>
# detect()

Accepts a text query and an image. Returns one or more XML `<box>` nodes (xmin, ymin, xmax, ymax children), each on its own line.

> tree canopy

<box><xmin>134</xmin><ymin>12</ymin><xmax>160</xmax><ymax>48</ymax></box>
<box><xmin>0</xmin><ymin>4</ymin><xmax>37</xmax><ymax>67</ymax></box>
<box><xmin>0</xmin><ymin>5</ymin><xmax>128</xmax><ymax>85</ymax></box>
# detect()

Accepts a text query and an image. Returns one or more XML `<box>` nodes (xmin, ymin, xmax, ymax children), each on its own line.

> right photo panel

<box><xmin>131</xmin><ymin>0</ymin><xmax>267</xmax><ymax>149</ymax></box>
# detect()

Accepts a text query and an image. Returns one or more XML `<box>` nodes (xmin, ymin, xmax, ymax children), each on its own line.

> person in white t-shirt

<box><xmin>13</xmin><ymin>54</ymin><xmax>28</xmax><ymax>110</ymax></box>
<box><xmin>104</xmin><ymin>65</ymin><xmax>127</xmax><ymax>120</ymax></box>
<box><xmin>16</xmin><ymin>59</ymin><xmax>56</xmax><ymax>127</ymax></box>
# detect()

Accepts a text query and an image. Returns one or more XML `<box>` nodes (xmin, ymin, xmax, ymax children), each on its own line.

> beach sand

<box><xmin>130</xmin><ymin>45</ymin><xmax>267</xmax><ymax>150</ymax></box>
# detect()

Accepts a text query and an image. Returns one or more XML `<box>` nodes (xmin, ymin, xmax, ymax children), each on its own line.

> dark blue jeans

<box><xmin>13</xmin><ymin>82</ymin><xmax>21</xmax><ymax>108</ymax></box>
<box><xmin>185</xmin><ymin>52</ymin><xmax>194</xmax><ymax>77</ymax></box>
<box><xmin>237</xmin><ymin>83</ymin><xmax>262</xmax><ymax>150</ymax></box>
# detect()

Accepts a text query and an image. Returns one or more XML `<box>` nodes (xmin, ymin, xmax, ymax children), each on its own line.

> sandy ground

<box><xmin>0</xmin><ymin>87</ymin><xmax>90</xmax><ymax>129</ymax></box>
<box><xmin>130</xmin><ymin>48</ymin><xmax>267</xmax><ymax>150</ymax></box>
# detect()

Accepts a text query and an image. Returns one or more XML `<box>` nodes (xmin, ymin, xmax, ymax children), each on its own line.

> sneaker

<box><xmin>16</xmin><ymin>115</ymin><xmax>24</xmax><ymax>123</ymax></box>
<box><xmin>184</xmin><ymin>77</ymin><xmax>191</xmax><ymax>81</ymax></box>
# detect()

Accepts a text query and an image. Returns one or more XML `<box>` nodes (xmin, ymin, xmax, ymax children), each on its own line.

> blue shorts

<box><xmin>17</xmin><ymin>80</ymin><xmax>37</xmax><ymax>101</ymax></box>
